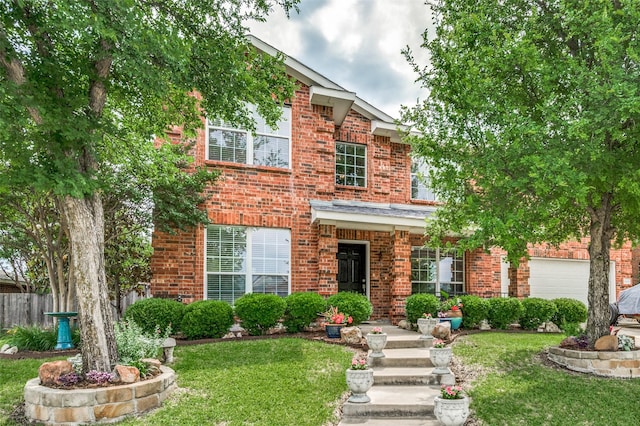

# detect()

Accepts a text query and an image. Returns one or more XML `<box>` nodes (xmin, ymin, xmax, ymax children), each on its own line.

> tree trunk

<box><xmin>586</xmin><ymin>196</ymin><xmax>615</xmax><ymax>344</ymax></box>
<box><xmin>60</xmin><ymin>193</ymin><xmax>117</xmax><ymax>372</ymax></box>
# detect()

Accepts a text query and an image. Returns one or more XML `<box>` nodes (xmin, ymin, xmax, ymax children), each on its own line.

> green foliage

<box><xmin>114</xmin><ymin>320</ymin><xmax>170</xmax><ymax>364</ymax></box>
<box><xmin>282</xmin><ymin>292</ymin><xmax>327</xmax><ymax>333</ymax></box>
<box><xmin>234</xmin><ymin>293</ymin><xmax>287</xmax><ymax>336</ymax></box>
<box><xmin>405</xmin><ymin>293</ymin><xmax>440</xmax><ymax>323</ymax></box>
<box><xmin>519</xmin><ymin>298</ymin><xmax>558</xmax><ymax>330</ymax></box>
<box><xmin>325</xmin><ymin>292</ymin><xmax>372</xmax><ymax>325</ymax></box>
<box><xmin>562</xmin><ymin>322</ymin><xmax>586</xmax><ymax>337</ymax></box>
<box><xmin>181</xmin><ymin>300</ymin><xmax>234</xmax><ymax>340</ymax></box>
<box><xmin>551</xmin><ymin>298</ymin><xmax>588</xmax><ymax>326</ymax></box>
<box><xmin>618</xmin><ymin>335</ymin><xmax>635</xmax><ymax>351</ymax></box>
<box><xmin>459</xmin><ymin>295</ymin><xmax>490</xmax><ymax>328</ymax></box>
<box><xmin>124</xmin><ymin>297</ymin><xmax>185</xmax><ymax>334</ymax></box>
<box><xmin>487</xmin><ymin>297</ymin><xmax>524</xmax><ymax>330</ymax></box>
<box><xmin>6</xmin><ymin>325</ymin><xmax>80</xmax><ymax>351</ymax></box>
<box><xmin>402</xmin><ymin>0</ymin><xmax>640</xmax><ymax>341</ymax></box>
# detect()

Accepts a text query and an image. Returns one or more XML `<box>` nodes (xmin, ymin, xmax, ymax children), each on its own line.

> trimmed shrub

<box><xmin>282</xmin><ymin>292</ymin><xmax>327</xmax><ymax>333</ymax></box>
<box><xmin>551</xmin><ymin>298</ymin><xmax>588</xmax><ymax>327</ymax></box>
<box><xmin>234</xmin><ymin>293</ymin><xmax>287</xmax><ymax>336</ymax></box>
<box><xmin>519</xmin><ymin>298</ymin><xmax>558</xmax><ymax>330</ymax></box>
<box><xmin>459</xmin><ymin>295</ymin><xmax>490</xmax><ymax>329</ymax></box>
<box><xmin>124</xmin><ymin>297</ymin><xmax>185</xmax><ymax>334</ymax></box>
<box><xmin>405</xmin><ymin>293</ymin><xmax>440</xmax><ymax>323</ymax></box>
<box><xmin>181</xmin><ymin>300</ymin><xmax>234</xmax><ymax>339</ymax></box>
<box><xmin>487</xmin><ymin>297</ymin><xmax>524</xmax><ymax>329</ymax></box>
<box><xmin>325</xmin><ymin>292</ymin><xmax>372</xmax><ymax>325</ymax></box>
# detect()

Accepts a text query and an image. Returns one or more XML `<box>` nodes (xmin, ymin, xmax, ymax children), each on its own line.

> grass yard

<box><xmin>3</xmin><ymin>332</ymin><xmax>640</xmax><ymax>425</ymax></box>
<box><xmin>0</xmin><ymin>338</ymin><xmax>354</xmax><ymax>426</ymax></box>
<box><xmin>455</xmin><ymin>333</ymin><xmax>640</xmax><ymax>426</ymax></box>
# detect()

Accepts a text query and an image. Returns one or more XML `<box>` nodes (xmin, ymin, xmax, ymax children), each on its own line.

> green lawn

<box><xmin>455</xmin><ymin>333</ymin><xmax>640</xmax><ymax>426</ymax></box>
<box><xmin>2</xmin><ymin>333</ymin><xmax>640</xmax><ymax>425</ymax></box>
<box><xmin>0</xmin><ymin>338</ymin><xmax>354</xmax><ymax>426</ymax></box>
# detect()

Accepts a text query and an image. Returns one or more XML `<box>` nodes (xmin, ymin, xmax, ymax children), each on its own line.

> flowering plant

<box><xmin>350</xmin><ymin>355</ymin><xmax>369</xmax><ymax>370</ymax></box>
<box><xmin>440</xmin><ymin>384</ymin><xmax>465</xmax><ymax>400</ymax></box>
<box><xmin>423</xmin><ymin>313</ymin><xmax>433</xmax><ymax>319</ymax></box>
<box><xmin>369</xmin><ymin>326</ymin><xmax>383</xmax><ymax>334</ymax></box>
<box><xmin>322</xmin><ymin>306</ymin><xmax>353</xmax><ymax>325</ymax></box>
<box><xmin>439</xmin><ymin>297</ymin><xmax>463</xmax><ymax>317</ymax></box>
<box><xmin>432</xmin><ymin>339</ymin><xmax>446</xmax><ymax>348</ymax></box>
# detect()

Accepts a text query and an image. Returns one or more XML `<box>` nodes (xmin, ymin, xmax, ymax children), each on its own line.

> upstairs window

<box><xmin>335</xmin><ymin>142</ymin><xmax>366</xmax><ymax>187</ymax></box>
<box><xmin>411</xmin><ymin>157</ymin><xmax>438</xmax><ymax>201</ymax></box>
<box><xmin>207</xmin><ymin>105</ymin><xmax>291</xmax><ymax>168</ymax></box>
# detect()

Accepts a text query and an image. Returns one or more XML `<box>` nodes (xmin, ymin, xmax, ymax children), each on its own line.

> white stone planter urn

<box><xmin>417</xmin><ymin>317</ymin><xmax>438</xmax><ymax>340</ymax></box>
<box><xmin>433</xmin><ymin>396</ymin><xmax>470</xmax><ymax>426</ymax></box>
<box><xmin>430</xmin><ymin>346</ymin><xmax>453</xmax><ymax>374</ymax></box>
<box><xmin>366</xmin><ymin>332</ymin><xmax>387</xmax><ymax>358</ymax></box>
<box><xmin>345</xmin><ymin>368</ymin><xmax>374</xmax><ymax>403</ymax></box>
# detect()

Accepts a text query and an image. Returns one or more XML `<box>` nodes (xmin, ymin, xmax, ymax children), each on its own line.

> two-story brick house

<box><xmin>150</xmin><ymin>36</ymin><xmax>633</xmax><ymax>323</ymax></box>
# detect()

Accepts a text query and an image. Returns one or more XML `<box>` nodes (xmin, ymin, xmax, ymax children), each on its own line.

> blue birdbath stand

<box><xmin>44</xmin><ymin>312</ymin><xmax>78</xmax><ymax>350</ymax></box>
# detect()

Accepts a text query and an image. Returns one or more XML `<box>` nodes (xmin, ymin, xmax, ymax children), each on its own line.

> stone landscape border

<box><xmin>24</xmin><ymin>366</ymin><xmax>176</xmax><ymax>425</ymax></box>
<box><xmin>548</xmin><ymin>347</ymin><xmax>640</xmax><ymax>378</ymax></box>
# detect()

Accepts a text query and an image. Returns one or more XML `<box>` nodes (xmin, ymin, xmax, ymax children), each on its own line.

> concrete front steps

<box><xmin>338</xmin><ymin>326</ymin><xmax>449</xmax><ymax>426</ymax></box>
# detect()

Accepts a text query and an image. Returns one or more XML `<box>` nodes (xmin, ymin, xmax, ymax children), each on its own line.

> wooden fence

<box><xmin>0</xmin><ymin>292</ymin><xmax>145</xmax><ymax>330</ymax></box>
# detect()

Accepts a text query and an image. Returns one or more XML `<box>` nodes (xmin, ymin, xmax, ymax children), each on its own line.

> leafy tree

<box><xmin>403</xmin><ymin>0</ymin><xmax>640</xmax><ymax>344</ymax></box>
<box><xmin>0</xmin><ymin>0</ymin><xmax>298</xmax><ymax>371</ymax></box>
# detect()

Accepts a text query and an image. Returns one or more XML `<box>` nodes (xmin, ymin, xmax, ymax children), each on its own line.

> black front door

<box><xmin>337</xmin><ymin>243</ymin><xmax>366</xmax><ymax>294</ymax></box>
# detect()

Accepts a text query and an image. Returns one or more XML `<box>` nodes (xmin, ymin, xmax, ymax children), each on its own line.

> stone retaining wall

<box><xmin>548</xmin><ymin>347</ymin><xmax>640</xmax><ymax>378</ymax></box>
<box><xmin>24</xmin><ymin>366</ymin><xmax>176</xmax><ymax>425</ymax></box>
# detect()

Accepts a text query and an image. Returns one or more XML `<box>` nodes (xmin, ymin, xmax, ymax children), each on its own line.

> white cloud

<box><xmin>248</xmin><ymin>0</ymin><xmax>432</xmax><ymax>119</ymax></box>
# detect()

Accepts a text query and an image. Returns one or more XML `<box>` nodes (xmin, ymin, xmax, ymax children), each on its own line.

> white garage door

<box><xmin>528</xmin><ymin>258</ymin><xmax>616</xmax><ymax>307</ymax></box>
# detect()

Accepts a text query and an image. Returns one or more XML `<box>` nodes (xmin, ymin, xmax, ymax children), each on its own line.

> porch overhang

<box><xmin>310</xmin><ymin>200</ymin><xmax>437</xmax><ymax>234</ymax></box>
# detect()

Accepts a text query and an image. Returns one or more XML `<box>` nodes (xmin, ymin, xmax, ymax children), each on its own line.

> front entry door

<box><xmin>337</xmin><ymin>243</ymin><xmax>366</xmax><ymax>294</ymax></box>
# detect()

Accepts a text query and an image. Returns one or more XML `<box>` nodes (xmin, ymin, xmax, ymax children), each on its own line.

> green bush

<box><xmin>551</xmin><ymin>298</ymin><xmax>588</xmax><ymax>326</ymax></box>
<box><xmin>181</xmin><ymin>300</ymin><xmax>234</xmax><ymax>339</ymax></box>
<box><xmin>234</xmin><ymin>293</ymin><xmax>287</xmax><ymax>336</ymax></box>
<box><xmin>6</xmin><ymin>325</ymin><xmax>81</xmax><ymax>351</ymax></box>
<box><xmin>325</xmin><ymin>292</ymin><xmax>372</xmax><ymax>325</ymax></box>
<box><xmin>282</xmin><ymin>292</ymin><xmax>327</xmax><ymax>333</ymax></box>
<box><xmin>405</xmin><ymin>293</ymin><xmax>440</xmax><ymax>323</ymax></box>
<box><xmin>487</xmin><ymin>297</ymin><xmax>524</xmax><ymax>329</ymax></box>
<box><xmin>459</xmin><ymin>295</ymin><xmax>490</xmax><ymax>328</ymax></box>
<box><xmin>114</xmin><ymin>319</ymin><xmax>169</xmax><ymax>364</ymax></box>
<box><xmin>124</xmin><ymin>297</ymin><xmax>185</xmax><ymax>334</ymax></box>
<box><xmin>519</xmin><ymin>298</ymin><xmax>558</xmax><ymax>330</ymax></box>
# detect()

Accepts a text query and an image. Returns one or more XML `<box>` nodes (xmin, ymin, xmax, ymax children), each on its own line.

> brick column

<box><xmin>508</xmin><ymin>259</ymin><xmax>530</xmax><ymax>298</ymax></box>
<box><xmin>390</xmin><ymin>228</ymin><xmax>412</xmax><ymax>324</ymax></box>
<box><xmin>318</xmin><ymin>223</ymin><xmax>338</xmax><ymax>297</ymax></box>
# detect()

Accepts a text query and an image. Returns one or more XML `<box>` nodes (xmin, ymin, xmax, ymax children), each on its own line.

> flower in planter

<box><xmin>322</xmin><ymin>306</ymin><xmax>353</xmax><ymax>325</ymax></box>
<box><xmin>423</xmin><ymin>313</ymin><xmax>433</xmax><ymax>319</ymax></box>
<box><xmin>440</xmin><ymin>384</ymin><xmax>465</xmax><ymax>400</ymax></box>
<box><xmin>433</xmin><ymin>338</ymin><xmax>446</xmax><ymax>348</ymax></box>
<box><xmin>350</xmin><ymin>355</ymin><xmax>369</xmax><ymax>370</ymax></box>
<box><xmin>369</xmin><ymin>326</ymin><xmax>383</xmax><ymax>334</ymax></box>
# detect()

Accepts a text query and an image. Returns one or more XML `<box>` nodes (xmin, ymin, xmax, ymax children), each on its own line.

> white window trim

<box><xmin>205</xmin><ymin>105</ymin><xmax>292</xmax><ymax>169</ymax></box>
<box><xmin>335</xmin><ymin>141</ymin><xmax>367</xmax><ymax>187</ymax></box>
<box><xmin>411</xmin><ymin>246</ymin><xmax>464</xmax><ymax>295</ymax></box>
<box><xmin>411</xmin><ymin>158</ymin><xmax>438</xmax><ymax>201</ymax></box>
<box><xmin>204</xmin><ymin>226</ymin><xmax>292</xmax><ymax>301</ymax></box>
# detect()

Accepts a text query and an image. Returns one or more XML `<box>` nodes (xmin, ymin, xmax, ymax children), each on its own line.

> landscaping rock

<box><xmin>4</xmin><ymin>346</ymin><xmax>18</xmax><ymax>354</ymax></box>
<box><xmin>538</xmin><ymin>322</ymin><xmax>562</xmax><ymax>333</ymax></box>
<box><xmin>479</xmin><ymin>319</ymin><xmax>491</xmax><ymax>331</ymax></box>
<box><xmin>342</xmin><ymin>326</ymin><xmax>362</xmax><ymax>345</ymax></box>
<box><xmin>0</xmin><ymin>344</ymin><xmax>9</xmax><ymax>352</ymax></box>
<box><xmin>397</xmin><ymin>320</ymin><xmax>411</xmax><ymax>330</ymax></box>
<box><xmin>559</xmin><ymin>336</ymin><xmax>579</xmax><ymax>349</ymax></box>
<box><xmin>38</xmin><ymin>360</ymin><xmax>74</xmax><ymax>385</ymax></box>
<box><xmin>142</xmin><ymin>358</ymin><xmax>162</xmax><ymax>368</ymax></box>
<box><xmin>114</xmin><ymin>364</ymin><xmax>140</xmax><ymax>383</ymax></box>
<box><xmin>594</xmin><ymin>335</ymin><xmax>618</xmax><ymax>351</ymax></box>
<box><xmin>432</xmin><ymin>322</ymin><xmax>452</xmax><ymax>340</ymax></box>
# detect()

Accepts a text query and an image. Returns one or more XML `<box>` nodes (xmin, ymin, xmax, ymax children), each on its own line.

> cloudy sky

<box><xmin>248</xmin><ymin>0</ymin><xmax>433</xmax><ymax>120</ymax></box>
